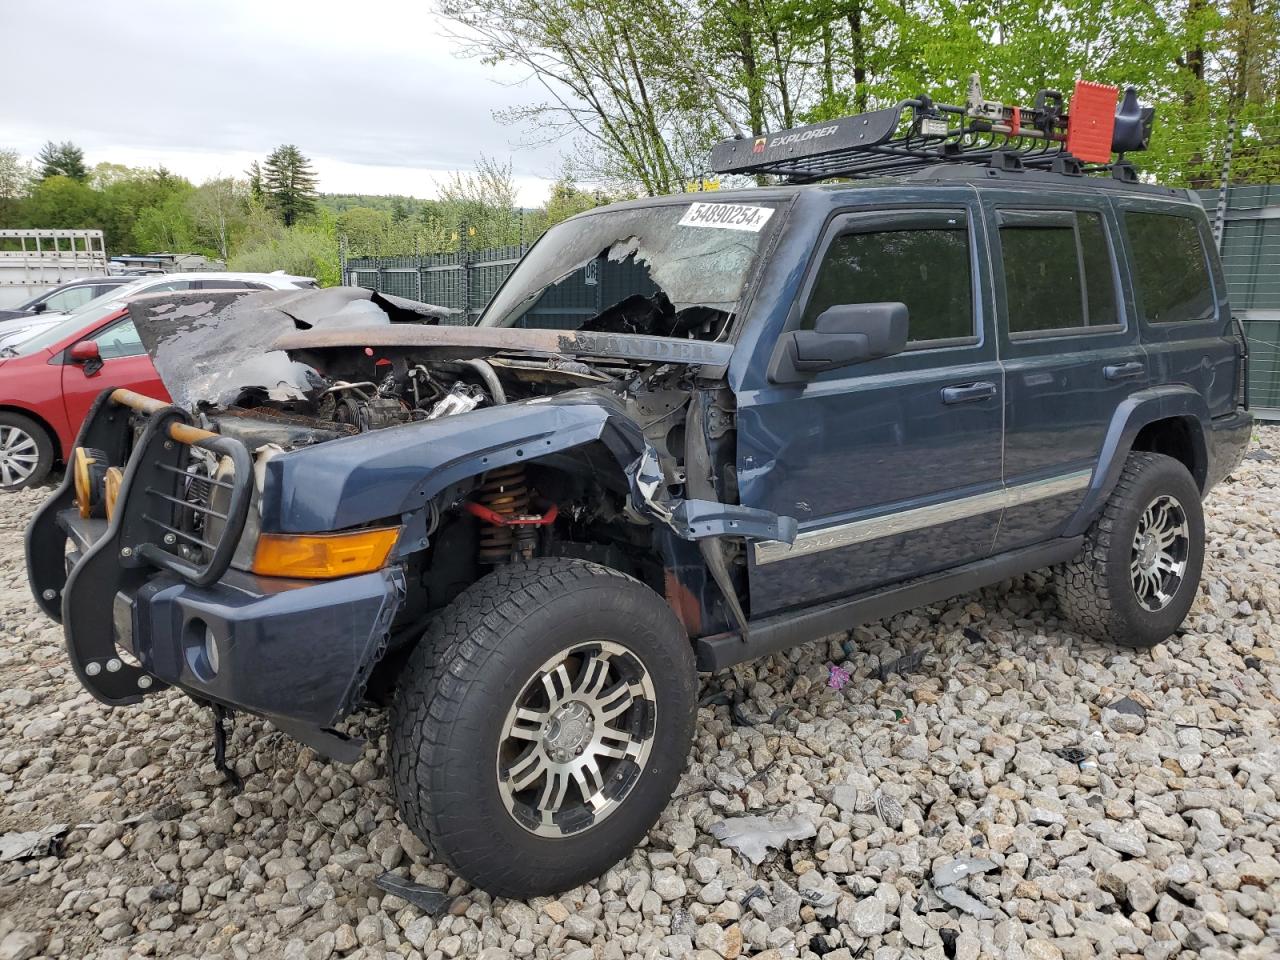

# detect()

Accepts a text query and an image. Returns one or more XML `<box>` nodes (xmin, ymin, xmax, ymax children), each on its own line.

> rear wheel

<box><xmin>0</xmin><ymin>412</ymin><xmax>54</xmax><ymax>490</ymax></box>
<box><xmin>1053</xmin><ymin>452</ymin><xmax>1204</xmax><ymax>647</ymax></box>
<box><xmin>390</xmin><ymin>558</ymin><xmax>696</xmax><ymax>898</ymax></box>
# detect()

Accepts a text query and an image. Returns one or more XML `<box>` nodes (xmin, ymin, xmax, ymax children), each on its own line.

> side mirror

<box><xmin>770</xmin><ymin>302</ymin><xmax>909</xmax><ymax>382</ymax></box>
<box><xmin>69</xmin><ymin>339</ymin><xmax>103</xmax><ymax>376</ymax></box>
<box><xmin>30</xmin><ymin>301</ymin><xmax>47</xmax><ymax>314</ymax></box>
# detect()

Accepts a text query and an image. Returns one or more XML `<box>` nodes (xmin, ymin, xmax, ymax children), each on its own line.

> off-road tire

<box><xmin>389</xmin><ymin>558</ymin><xmax>697</xmax><ymax>898</ymax></box>
<box><xmin>1053</xmin><ymin>452</ymin><xmax>1204</xmax><ymax>647</ymax></box>
<box><xmin>0</xmin><ymin>411</ymin><xmax>54</xmax><ymax>490</ymax></box>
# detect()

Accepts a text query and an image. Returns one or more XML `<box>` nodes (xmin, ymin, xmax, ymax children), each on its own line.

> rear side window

<box><xmin>998</xmin><ymin>210</ymin><xmax>1118</xmax><ymax>336</ymax></box>
<box><xmin>1126</xmin><ymin>212</ymin><xmax>1215</xmax><ymax>323</ymax></box>
<box><xmin>802</xmin><ymin>211</ymin><xmax>974</xmax><ymax>344</ymax></box>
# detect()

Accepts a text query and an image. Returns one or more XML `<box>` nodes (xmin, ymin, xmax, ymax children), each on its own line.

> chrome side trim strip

<box><xmin>753</xmin><ymin>468</ymin><xmax>1092</xmax><ymax>565</ymax></box>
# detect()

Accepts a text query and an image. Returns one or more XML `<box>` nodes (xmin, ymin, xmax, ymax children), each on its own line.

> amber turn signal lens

<box><xmin>73</xmin><ymin>447</ymin><xmax>109</xmax><ymax>519</ymax></box>
<box><xmin>103</xmin><ymin>467</ymin><xmax>123</xmax><ymax>521</ymax></box>
<box><xmin>251</xmin><ymin>527</ymin><xmax>401</xmax><ymax>579</ymax></box>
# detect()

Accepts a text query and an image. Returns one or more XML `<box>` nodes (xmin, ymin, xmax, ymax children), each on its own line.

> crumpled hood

<box><xmin>129</xmin><ymin>287</ymin><xmax>457</xmax><ymax>409</ymax></box>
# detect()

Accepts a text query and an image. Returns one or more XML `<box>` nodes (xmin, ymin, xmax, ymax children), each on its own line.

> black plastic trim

<box><xmin>696</xmin><ymin>536</ymin><xmax>1082</xmax><ymax>671</ymax></box>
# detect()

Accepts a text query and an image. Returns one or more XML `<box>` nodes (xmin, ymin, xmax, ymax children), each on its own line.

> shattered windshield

<box><xmin>480</xmin><ymin>200</ymin><xmax>782</xmax><ymax>340</ymax></box>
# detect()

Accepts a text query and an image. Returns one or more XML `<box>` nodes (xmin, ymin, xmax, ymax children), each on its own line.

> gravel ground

<box><xmin>1</xmin><ymin>429</ymin><xmax>1278</xmax><ymax>960</ymax></box>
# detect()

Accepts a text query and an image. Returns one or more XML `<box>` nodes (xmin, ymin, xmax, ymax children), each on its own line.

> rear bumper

<box><xmin>1205</xmin><ymin>408</ymin><xmax>1252</xmax><ymax>492</ymax></box>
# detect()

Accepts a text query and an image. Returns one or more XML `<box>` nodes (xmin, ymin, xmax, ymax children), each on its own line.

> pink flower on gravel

<box><xmin>827</xmin><ymin>664</ymin><xmax>851</xmax><ymax>691</ymax></box>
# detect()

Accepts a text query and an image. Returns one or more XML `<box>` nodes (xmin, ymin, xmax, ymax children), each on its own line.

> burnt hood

<box><xmin>272</xmin><ymin>324</ymin><xmax>735</xmax><ymax>367</ymax></box>
<box><xmin>129</xmin><ymin>287</ymin><xmax>457</xmax><ymax>409</ymax></box>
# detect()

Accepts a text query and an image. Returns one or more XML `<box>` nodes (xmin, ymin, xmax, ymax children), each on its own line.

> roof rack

<box><xmin>709</xmin><ymin>76</ymin><xmax>1155</xmax><ymax>183</ymax></box>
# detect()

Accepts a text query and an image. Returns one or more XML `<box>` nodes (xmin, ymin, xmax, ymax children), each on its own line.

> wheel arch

<box><xmin>0</xmin><ymin>403</ymin><xmax>63</xmax><ymax>460</ymax></box>
<box><xmin>1062</xmin><ymin>386</ymin><xmax>1210</xmax><ymax>538</ymax></box>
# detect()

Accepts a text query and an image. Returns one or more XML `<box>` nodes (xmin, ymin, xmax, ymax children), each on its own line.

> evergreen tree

<box><xmin>36</xmin><ymin>140</ymin><xmax>88</xmax><ymax>182</ymax></box>
<box><xmin>261</xmin><ymin>145</ymin><xmax>317</xmax><ymax>226</ymax></box>
<box><xmin>246</xmin><ymin>160</ymin><xmax>264</xmax><ymax>201</ymax></box>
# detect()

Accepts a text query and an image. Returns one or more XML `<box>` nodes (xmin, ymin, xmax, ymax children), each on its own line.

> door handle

<box><xmin>1104</xmin><ymin>361</ymin><xmax>1145</xmax><ymax>381</ymax></box>
<box><xmin>940</xmin><ymin>381</ymin><xmax>997</xmax><ymax>404</ymax></box>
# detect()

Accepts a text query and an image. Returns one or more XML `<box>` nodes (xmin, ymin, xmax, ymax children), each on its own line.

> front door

<box><xmin>737</xmin><ymin>205</ymin><xmax>1005</xmax><ymax>616</ymax></box>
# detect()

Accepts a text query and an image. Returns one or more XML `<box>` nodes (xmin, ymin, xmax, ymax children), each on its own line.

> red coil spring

<box><xmin>473</xmin><ymin>464</ymin><xmax>537</xmax><ymax>563</ymax></box>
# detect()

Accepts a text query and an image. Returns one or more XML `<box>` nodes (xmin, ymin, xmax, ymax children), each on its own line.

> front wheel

<box><xmin>389</xmin><ymin>558</ymin><xmax>696</xmax><ymax>898</ymax></box>
<box><xmin>1053</xmin><ymin>451</ymin><xmax>1205</xmax><ymax>647</ymax></box>
<box><xmin>0</xmin><ymin>412</ymin><xmax>54</xmax><ymax>490</ymax></box>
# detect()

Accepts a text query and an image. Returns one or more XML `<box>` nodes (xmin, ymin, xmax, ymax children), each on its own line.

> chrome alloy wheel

<box><xmin>0</xmin><ymin>425</ymin><xmax>39</xmax><ymax>488</ymax></box>
<box><xmin>496</xmin><ymin>640</ymin><xmax>657</xmax><ymax>837</ymax></box>
<box><xmin>1130</xmin><ymin>494</ymin><xmax>1190</xmax><ymax>612</ymax></box>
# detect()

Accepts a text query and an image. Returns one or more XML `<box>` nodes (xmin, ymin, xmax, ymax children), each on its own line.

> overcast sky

<box><xmin>3</xmin><ymin>0</ymin><xmax>565</xmax><ymax>205</ymax></box>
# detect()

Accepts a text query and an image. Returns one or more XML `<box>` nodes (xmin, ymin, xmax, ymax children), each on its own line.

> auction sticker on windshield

<box><xmin>679</xmin><ymin>202</ymin><xmax>774</xmax><ymax>232</ymax></box>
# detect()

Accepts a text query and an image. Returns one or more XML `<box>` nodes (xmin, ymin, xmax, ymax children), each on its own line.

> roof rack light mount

<box><xmin>709</xmin><ymin>76</ymin><xmax>1155</xmax><ymax>183</ymax></box>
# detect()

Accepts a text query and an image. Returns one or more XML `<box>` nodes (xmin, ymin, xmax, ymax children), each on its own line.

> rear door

<box><xmin>737</xmin><ymin>202</ymin><xmax>1005</xmax><ymax>615</ymax></box>
<box><xmin>987</xmin><ymin>192</ymin><xmax>1147</xmax><ymax>552</ymax></box>
<box><xmin>61</xmin><ymin>316</ymin><xmax>168</xmax><ymax>435</ymax></box>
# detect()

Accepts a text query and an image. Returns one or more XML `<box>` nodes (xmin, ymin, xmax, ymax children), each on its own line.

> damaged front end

<box><xmin>27</xmin><ymin>210</ymin><xmax>796</xmax><ymax>763</ymax></box>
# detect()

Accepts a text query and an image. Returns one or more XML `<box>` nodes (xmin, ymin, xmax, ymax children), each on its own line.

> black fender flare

<box><xmin>1062</xmin><ymin>385</ymin><xmax>1210</xmax><ymax>537</ymax></box>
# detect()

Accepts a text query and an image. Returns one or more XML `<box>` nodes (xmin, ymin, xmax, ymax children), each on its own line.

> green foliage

<box><xmin>440</xmin><ymin>0</ymin><xmax>1280</xmax><ymax>192</ymax></box>
<box><xmin>36</xmin><ymin>140</ymin><xmax>88</xmax><ymax>182</ymax></box>
<box><xmin>229</xmin><ymin>221</ymin><xmax>340</xmax><ymax>286</ymax></box>
<box><xmin>21</xmin><ymin>176</ymin><xmax>104</xmax><ymax>230</ymax></box>
<box><xmin>262</xmin><ymin>145</ymin><xmax>318</xmax><ymax>226</ymax></box>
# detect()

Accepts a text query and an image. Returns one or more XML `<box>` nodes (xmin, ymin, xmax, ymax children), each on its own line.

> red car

<box><xmin>0</xmin><ymin>306</ymin><xmax>168</xmax><ymax>489</ymax></box>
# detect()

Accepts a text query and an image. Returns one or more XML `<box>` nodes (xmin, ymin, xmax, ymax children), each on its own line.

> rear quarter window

<box><xmin>1125</xmin><ymin>211</ymin><xmax>1215</xmax><ymax>324</ymax></box>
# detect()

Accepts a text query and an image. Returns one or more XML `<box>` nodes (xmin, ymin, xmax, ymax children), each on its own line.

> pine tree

<box><xmin>246</xmin><ymin>160</ymin><xmax>264</xmax><ymax>201</ymax></box>
<box><xmin>261</xmin><ymin>145</ymin><xmax>317</xmax><ymax>226</ymax></box>
<box><xmin>36</xmin><ymin>141</ymin><xmax>88</xmax><ymax>181</ymax></box>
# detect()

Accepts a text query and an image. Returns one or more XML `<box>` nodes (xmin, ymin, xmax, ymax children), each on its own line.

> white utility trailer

<box><xmin>0</xmin><ymin>229</ymin><xmax>109</xmax><ymax>308</ymax></box>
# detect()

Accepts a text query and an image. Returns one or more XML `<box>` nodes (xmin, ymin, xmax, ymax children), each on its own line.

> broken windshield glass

<box><xmin>480</xmin><ymin>200</ymin><xmax>782</xmax><ymax>340</ymax></box>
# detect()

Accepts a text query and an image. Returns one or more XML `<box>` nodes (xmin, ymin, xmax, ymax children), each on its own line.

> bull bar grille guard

<box><xmin>25</xmin><ymin>387</ymin><xmax>254</xmax><ymax>706</ymax></box>
<box><xmin>106</xmin><ymin>389</ymin><xmax>255</xmax><ymax>586</ymax></box>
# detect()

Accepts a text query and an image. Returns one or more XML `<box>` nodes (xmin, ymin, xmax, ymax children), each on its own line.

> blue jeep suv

<box><xmin>28</xmin><ymin>87</ymin><xmax>1252</xmax><ymax>897</ymax></box>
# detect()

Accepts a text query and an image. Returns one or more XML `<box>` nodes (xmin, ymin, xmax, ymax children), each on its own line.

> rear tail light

<box><xmin>1232</xmin><ymin>316</ymin><xmax>1249</xmax><ymax>409</ymax></box>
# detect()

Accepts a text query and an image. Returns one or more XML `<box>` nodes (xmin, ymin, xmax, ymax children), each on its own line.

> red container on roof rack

<box><xmin>1066</xmin><ymin>81</ymin><xmax>1119</xmax><ymax>163</ymax></box>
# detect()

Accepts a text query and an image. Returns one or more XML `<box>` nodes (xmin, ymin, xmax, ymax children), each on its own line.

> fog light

<box><xmin>204</xmin><ymin>624</ymin><xmax>220</xmax><ymax>674</ymax></box>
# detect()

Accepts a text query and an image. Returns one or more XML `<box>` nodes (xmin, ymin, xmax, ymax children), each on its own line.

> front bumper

<box><xmin>25</xmin><ymin>388</ymin><xmax>404</xmax><ymax>729</ymax></box>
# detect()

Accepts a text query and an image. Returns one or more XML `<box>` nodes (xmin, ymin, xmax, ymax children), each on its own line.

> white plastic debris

<box><xmin>932</xmin><ymin>857</ymin><xmax>998</xmax><ymax>887</ymax></box>
<box><xmin>709</xmin><ymin>815</ymin><xmax>816</xmax><ymax>865</ymax></box>
<box><xmin>0</xmin><ymin>825</ymin><xmax>68</xmax><ymax>862</ymax></box>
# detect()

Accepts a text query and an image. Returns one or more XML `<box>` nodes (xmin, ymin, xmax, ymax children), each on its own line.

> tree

<box><xmin>261</xmin><ymin>145</ymin><xmax>318</xmax><ymax>226</ymax></box>
<box><xmin>436</xmin><ymin>156</ymin><xmax>522</xmax><ymax>248</ymax></box>
<box><xmin>21</xmin><ymin>176</ymin><xmax>104</xmax><ymax>230</ymax></box>
<box><xmin>188</xmin><ymin>177</ymin><xmax>249</xmax><ymax>261</ymax></box>
<box><xmin>0</xmin><ymin>149</ymin><xmax>32</xmax><ymax>224</ymax></box>
<box><xmin>36</xmin><ymin>141</ymin><xmax>89</xmax><ymax>182</ymax></box>
<box><xmin>246</xmin><ymin>161</ymin><xmax>264</xmax><ymax>201</ymax></box>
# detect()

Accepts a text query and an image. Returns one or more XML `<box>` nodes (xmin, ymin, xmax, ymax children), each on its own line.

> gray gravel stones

<box><xmin>0</xmin><ymin>428</ymin><xmax>1279</xmax><ymax>958</ymax></box>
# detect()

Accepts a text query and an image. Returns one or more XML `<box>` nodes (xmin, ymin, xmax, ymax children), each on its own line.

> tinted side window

<box><xmin>999</xmin><ymin>211</ymin><xmax>1118</xmax><ymax>336</ymax></box>
<box><xmin>43</xmin><ymin>285</ymin><xmax>97</xmax><ymax>312</ymax></box>
<box><xmin>197</xmin><ymin>279</ymin><xmax>255</xmax><ymax>290</ymax></box>
<box><xmin>1126</xmin><ymin>212</ymin><xmax>1214</xmax><ymax>323</ymax></box>
<box><xmin>802</xmin><ymin>213</ymin><xmax>973</xmax><ymax>344</ymax></box>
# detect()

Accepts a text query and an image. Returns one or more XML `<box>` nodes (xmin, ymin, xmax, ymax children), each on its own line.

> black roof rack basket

<box><xmin>709</xmin><ymin>77</ymin><xmax>1153</xmax><ymax>183</ymax></box>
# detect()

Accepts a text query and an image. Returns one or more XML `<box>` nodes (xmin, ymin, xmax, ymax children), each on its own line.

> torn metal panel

<box><xmin>670</xmin><ymin>499</ymin><xmax>799</xmax><ymax>542</ymax></box>
<box><xmin>129</xmin><ymin>288</ymin><xmax>455</xmax><ymax>410</ymax></box>
<box><xmin>273</xmin><ymin>323</ymin><xmax>735</xmax><ymax>367</ymax></box>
